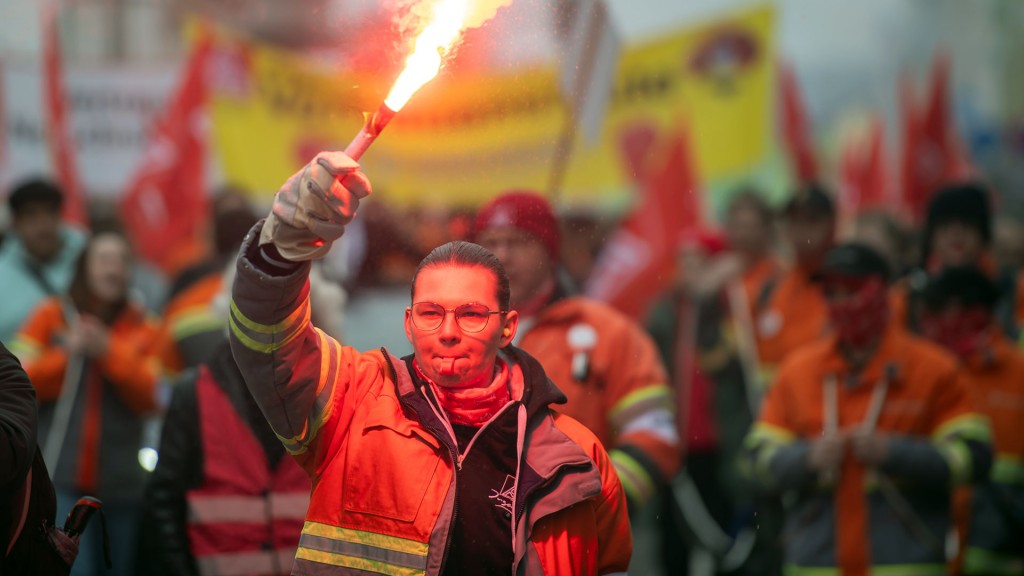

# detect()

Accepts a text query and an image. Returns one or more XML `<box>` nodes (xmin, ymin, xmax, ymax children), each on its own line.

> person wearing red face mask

<box><xmin>898</xmin><ymin>182</ymin><xmax>1024</xmax><ymax>342</ymax></box>
<box><xmin>227</xmin><ymin>152</ymin><xmax>632</xmax><ymax>576</ymax></box>
<box><xmin>745</xmin><ymin>243</ymin><xmax>992</xmax><ymax>576</ymax></box>
<box><xmin>920</xmin><ymin>266</ymin><xmax>1024</xmax><ymax>576</ymax></box>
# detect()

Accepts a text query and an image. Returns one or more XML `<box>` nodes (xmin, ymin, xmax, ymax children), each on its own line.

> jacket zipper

<box><xmin>382</xmin><ymin>352</ymin><xmax>461</xmax><ymax>576</ymax></box>
<box><xmin>419</xmin><ymin>386</ymin><xmax>522</xmax><ymax>574</ymax></box>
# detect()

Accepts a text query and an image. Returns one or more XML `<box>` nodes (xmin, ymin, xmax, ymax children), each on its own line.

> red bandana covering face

<box><xmin>414</xmin><ymin>358</ymin><xmax>511</xmax><ymax>427</ymax></box>
<box><xmin>824</xmin><ymin>276</ymin><xmax>890</xmax><ymax>348</ymax></box>
<box><xmin>920</xmin><ymin>307</ymin><xmax>992</xmax><ymax>358</ymax></box>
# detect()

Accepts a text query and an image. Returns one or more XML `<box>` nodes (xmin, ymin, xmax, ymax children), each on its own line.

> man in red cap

<box><xmin>474</xmin><ymin>190</ymin><xmax>679</xmax><ymax>514</ymax></box>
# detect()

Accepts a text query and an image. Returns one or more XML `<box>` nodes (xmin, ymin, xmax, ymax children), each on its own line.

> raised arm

<box><xmin>228</xmin><ymin>152</ymin><xmax>372</xmax><ymax>471</ymax></box>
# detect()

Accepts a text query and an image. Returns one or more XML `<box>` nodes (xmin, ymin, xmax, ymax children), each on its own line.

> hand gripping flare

<box><xmin>260</xmin><ymin>151</ymin><xmax>372</xmax><ymax>261</ymax></box>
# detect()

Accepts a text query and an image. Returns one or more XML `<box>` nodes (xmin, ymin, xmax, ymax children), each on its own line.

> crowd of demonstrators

<box><xmin>473</xmin><ymin>191</ymin><xmax>680</xmax><ymax>520</ymax></box>
<box><xmin>3</xmin><ymin>160</ymin><xmax>1024</xmax><ymax>576</ymax></box>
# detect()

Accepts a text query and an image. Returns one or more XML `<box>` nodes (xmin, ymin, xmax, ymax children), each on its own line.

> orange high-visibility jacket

<box><xmin>228</xmin><ymin>226</ymin><xmax>632</xmax><ymax>576</ymax></box>
<box><xmin>157</xmin><ymin>272</ymin><xmax>226</xmax><ymax>377</ymax></box>
<box><xmin>11</xmin><ymin>297</ymin><xmax>160</xmax><ymax>496</ymax></box>
<box><xmin>751</xmin><ymin>265</ymin><xmax>830</xmax><ymax>385</ymax></box>
<box><xmin>746</xmin><ymin>325</ymin><xmax>991</xmax><ymax>576</ymax></box>
<box><xmin>954</xmin><ymin>334</ymin><xmax>1024</xmax><ymax>576</ymax></box>
<box><xmin>517</xmin><ymin>296</ymin><xmax>678</xmax><ymax>508</ymax></box>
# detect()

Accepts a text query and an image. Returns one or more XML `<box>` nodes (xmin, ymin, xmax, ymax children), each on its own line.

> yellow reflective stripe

<box><xmin>992</xmin><ymin>454</ymin><xmax>1024</xmax><ymax>485</ymax></box>
<box><xmin>963</xmin><ymin>546</ymin><xmax>1024</xmax><ymax>575</ymax></box>
<box><xmin>745</xmin><ymin>422</ymin><xmax>797</xmax><ymax>480</ymax></box>
<box><xmin>277</xmin><ymin>330</ymin><xmax>342</xmax><ymax>456</ymax></box>
<box><xmin>932</xmin><ymin>413</ymin><xmax>991</xmax><ymax>443</ymax></box>
<box><xmin>8</xmin><ymin>336</ymin><xmax>43</xmax><ymax>364</ymax></box>
<box><xmin>228</xmin><ymin>297</ymin><xmax>309</xmax><ymax>353</ymax></box>
<box><xmin>302</xmin><ymin>522</ymin><xmax>428</xmax><ymax>557</ymax></box>
<box><xmin>746</xmin><ymin>422</ymin><xmax>796</xmax><ymax>445</ymax></box>
<box><xmin>296</xmin><ymin>547</ymin><xmax>424</xmax><ymax>576</ymax></box>
<box><xmin>310</xmin><ymin>329</ymin><xmax>338</xmax><ymax>438</ymax></box>
<box><xmin>231</xmin><ymin>296</ymin><xmax>309</xmax><ymax>335</ymax></box>
<box><xmin>610</xmin><ymin>449</ymin><xmax>656</xmax><ymax>504</ymax></box>
<box><xmin>171</xmin><ymin>306</ymin><xmax>224</xmax><ymax>340</ymax></box>
<box><xmin>938</xmin><ymin>440</ymin><xmax>971</xmax><ymax>486</ymax></box>
<box><xmin>609</xmin><ymin>384</ymin><xmax>673</xmax><ymax>421</ymax></box>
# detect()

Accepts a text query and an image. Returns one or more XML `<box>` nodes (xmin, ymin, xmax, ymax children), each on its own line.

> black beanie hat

<box><xmin>924</xmin><ymin>183</ymin><xmax>991</xmax><ymax>243</ymax></box>
<box><xmin>922</xmin><ymin>265</ymin><xmax>1000</xmax><ymax>312</ymax></box>
<box><xmin>920</xmin><ymin>182</ymin><xmax>991</xmax><ymax>267</ymax></box>
<box><xmin>815</xmin><ymin>242</ymin><xmax>891</xmax><ymax>284</ymax></box>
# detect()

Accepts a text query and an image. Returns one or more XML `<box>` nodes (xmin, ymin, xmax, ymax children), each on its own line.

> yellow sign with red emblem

<box><xmin>209</xmin><ymin>5</ymin><xmax>775</xmax><ymax>208</ymax></box>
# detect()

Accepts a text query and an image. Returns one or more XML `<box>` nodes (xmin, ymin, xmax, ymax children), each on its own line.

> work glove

<box><xmin>259</xmin><ymin>151</ymin><xmax>372</xmax><ymax>261</ymax></box>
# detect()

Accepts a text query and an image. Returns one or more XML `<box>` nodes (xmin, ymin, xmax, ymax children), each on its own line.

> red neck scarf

<box><xmin>415</xmin><ymin>359</ymin><xmax>511</xmax><ymax>427</ymax></box>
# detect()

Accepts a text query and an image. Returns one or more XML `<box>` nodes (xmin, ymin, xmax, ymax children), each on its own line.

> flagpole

<box><xmin>546</xmin><ymin>0</ymin><xmax>606</xmax><ymax>203</ymax></box>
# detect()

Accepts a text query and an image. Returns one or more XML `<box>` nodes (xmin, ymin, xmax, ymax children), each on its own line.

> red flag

<box><xmin>585</xmin><ymin>124</ymin><xmax>703</xmax><ymax>320</ymax></box>
<box><xmin>42</xmin><ymin>5</ymin><xmax>87</xmax><ymax>227</ymax></box>
<box><xmin>900</xmin><ymin>53</ymin><xmax>971</xmax><ymax>222</ymax></box>
<box><xmin>779</xmin><ymin>63</ymin><xmax>818</xmax><ymax>186</ymax></box>
<box><xmin>120</xmin><ymin>32</ymin><xmax>212</xmax><ymax>273</ymax></box>
<box><xmin>839</xmin><ymin>117</ymin><xmax>889</xmax><ymax>216</ymax></box>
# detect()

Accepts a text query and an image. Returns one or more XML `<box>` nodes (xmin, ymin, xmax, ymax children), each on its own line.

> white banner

<box><xmin>1</xmin><ymin>59</ymin><xmax>177</xmax><ymax>197</ymax></box>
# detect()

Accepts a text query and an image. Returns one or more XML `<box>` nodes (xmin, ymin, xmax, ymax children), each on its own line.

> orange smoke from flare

<box><xmin>385</xmin><ymin>0</ymin><xmax>470</xmax><ymax>111</ymax></box>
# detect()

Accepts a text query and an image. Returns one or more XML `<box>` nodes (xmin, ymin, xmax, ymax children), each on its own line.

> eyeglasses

<box><xmin>410</xmin><ymin>302</ymin><xmax>506</xmax><ymax>333</ymax></box>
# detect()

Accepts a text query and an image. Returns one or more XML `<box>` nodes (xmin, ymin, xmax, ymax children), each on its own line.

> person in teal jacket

<box><xmin>0</xmin><ymin>179</ymin><xmax>85</xmax><ymax>342</ymax></box>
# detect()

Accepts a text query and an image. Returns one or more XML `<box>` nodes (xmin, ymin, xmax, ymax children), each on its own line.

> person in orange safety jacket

<box><xmin>919</xmin><ymin>266</ymin><xmax>1024</xmax><ymax>575</ymax></box>
<box><xmin>10</xmin><ymin>228</ymin><xmax>162</xmax><ymax>576</ymax></box>
<box><xmin>228</xmin><ymin>152</ymin><xmax>632</xmax><ymax>576</ymax></box>
<box><xmin>752</xmin><ymin>184</ymin><xmax>835</xmax><ymax>390</ymax></box>
<box><xmin>473</xmin><ymin>191</ymin><xmax>679</xmax><ymax>514</ymax></box>
<box><xmin>745</xmin><ymin>243</ymin><xmax>992</xmax><ymax>576</ymax></box>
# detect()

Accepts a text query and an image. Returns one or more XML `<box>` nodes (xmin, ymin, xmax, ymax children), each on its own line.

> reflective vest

<box><xmin>186</xmin><ymin>367</ymin><xmax>311</xmax><ymax>576</ymax></box>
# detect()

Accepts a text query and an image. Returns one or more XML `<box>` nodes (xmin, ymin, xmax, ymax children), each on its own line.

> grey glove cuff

<box><xmin>260</xmin><ymin>212</ymin><xmax>336</xmax><ymax>261</ymax></box>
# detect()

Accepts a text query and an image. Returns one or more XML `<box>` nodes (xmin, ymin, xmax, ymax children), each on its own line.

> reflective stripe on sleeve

<box><xmin>8</xmin><ymin>336</ymin><xmax>43</xmax><ymax>364</ymax></box>
<box><xmin>608</xmin><ymin>384</ymin><xmax>674</xmax><ymax>433</ymax></box>
<box><xmin>610</xmin><ymin>449</ymin><xmax>656</xmax><ymax>505</ymax></box>
<box><xmin>228</xmin><ymin>296</ymin><xmax>310</xmax><ymax>354</ymax></box>
<box><xmin>274</xmin><ymin>329</ymin><xmax>341</xmax><ymax>456</ymax></box>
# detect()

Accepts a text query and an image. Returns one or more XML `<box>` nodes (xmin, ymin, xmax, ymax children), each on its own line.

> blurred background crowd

<box><xmin>1</xmin><ymin>0</ymin><xmax>1023</xmax><ymax>575</ymax></box>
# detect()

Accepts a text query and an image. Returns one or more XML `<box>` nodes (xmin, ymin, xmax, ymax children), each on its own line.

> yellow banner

<box><xmin>210</xmin><ymin>5</ymin><xmax>775</xmax><ymax>208</ymax></box>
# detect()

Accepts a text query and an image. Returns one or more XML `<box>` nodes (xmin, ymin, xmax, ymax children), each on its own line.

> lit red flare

<box><xmin>343</xmin><ymin>0</ymin><xmax>471</xmax><ymax>160</ymax></box>
<box><xmin>344</xmin><ymin>104</ymin><xmax>397</xmax><ymax>161</ymax></box>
